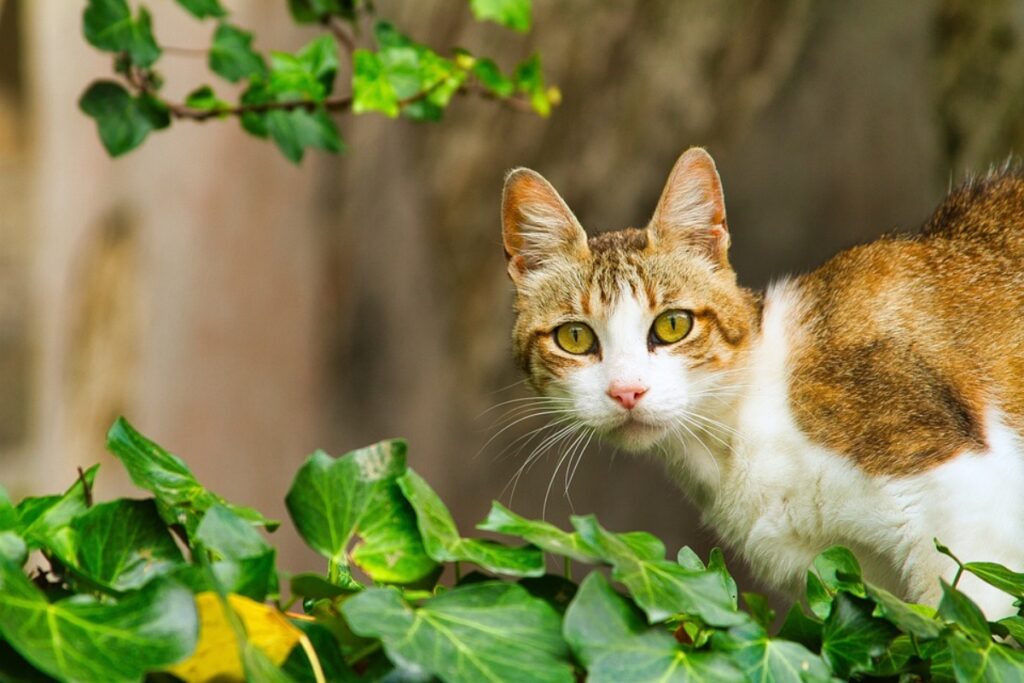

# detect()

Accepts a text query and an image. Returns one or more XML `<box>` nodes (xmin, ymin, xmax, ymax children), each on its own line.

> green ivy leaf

<box><xmin>352</xmin><ymin>49</ymin><xmax>400</xmax><ymax>117</ymax></box>
<box><xmin>344</xmin><ymin>582</ymin><xmax>574</xmax><ymax>683</ymax></box>
<box><xmin>811</xmin><ymin>546</ymin><xmax>865</xmax><ymax>597</ymax></box>
<box><xmin>18</xmin><ymin>465</ymin><xmax>98</xmax><ymax>559</ymax></box>
<box><xmin>210</xmin><ymin>23</ymin><xmax>267</xmax><ymax>83</ymax></box>
<box><xmin>776</xmin><ymin>604</ymin><xmax>823</xmax><ymax>653</ymax></box>
<box><xmin>469</xmin><ymin>0</ymin><xmax>532</xmax><ymax>32</ymax></box>
<box><xmin>743</xmin><ymin>592</ymin><xmax>776</xmax><ymax>631</ymax></box>
<box><xmin>864</xmin><ymin>583</ymin><xmax>943</xmax><ymax>640</ymax></box>
<box><xmin>470</xmin><ymin>57</ymin><xmax>516</xmax><ymax>97</ymax></box>
<box><xmin>287</xmin><ymin>0</ymin><xmax>354</xmax><ymax>23</ymax></box>
<box><xmin>820</xmin><ymin>593</ymin><xmax>898</xmax><ymax>679</ymax></box>
<box><xmin>947</xmin><ymin>632</ymin><xmax>1024</xmax><ymax>682</ymax></box>
<box><xmin>0</xmin><ymin>563</ymin><xmax>198</xmax><ymax>683</ymax></box>
<box><xmin>106</xmin><ymin>416</ymin><xmax>278</xmax><ymax>535</ymax></box>
<box><xmin>514</xmin><ymin>53</ymin><xmax>557</xmax><ymax>117</ymax></box>
<box><xmin>397</xmin><ymin>470</ymin><xmax>544</xmax><ymax>577</ymax></box>
<box><xmin>0</xmin><ymin>531</ymin><xmax>26</xmax><ymax>566</ymax></box>
<box><xmin>938</xmin><ymin>581</ymin><xmax>991</xmax><ymax>646</ymax></box>
<box><xmin>571</xmin><ymin>515</ymin><xmax>745</xmax><ymax>626</ymax></box>
<box><xmin>78</xmin><ymin>81</ymin><xmax>170</xmax><ymax>157</ymax></box>
<box><xmin>353</xmin><ymin>23</ymin><xmax>468</xmax><ymax>121</ymax></box>
<box><xmin>194</xmin><ymin>504</ymin><xmax>277</xmax><ymax>600</ymax></box>
<box><xmin>184</xmin><ymin>85</ymin><xmax>229</xmax><ymax>112</ymax></box>
<box><xmin>998</xmin><ymin>616</ymin><xmax>1024</xmax><ymax>643</ymax></box>
<box><xmin>82</xmin><ymin>0</ymin><xmax>161</xmax><ymax>67</ymax></box>
<box><xmin>714</xmin><ymin>622</ymin><xmax>832</xmax><ymax>683</ymax></box>
<box><xmin>285</xmin><ymin>441</ymin><xmax>436</xmax><ymax>584</ymax></box>
<box><xmin>805</xmin><ymin>571</ymin><xmax>832</xmax><ymax>621</ymax></box>
<box><xmin>289</xmin><ymin>573</ymin><xmax>353</xmax><ymax>600</ymax></box>
<box><xmin>565</xmin><ymin>573</ymin><xmax>744</xmax><ymax>683</ymax></box>
<box><xmin>175</xmin><ymin>0</ymin><xmax>227</xmax><ymax>19</ymax></box>
<box><xmin>963</xmin><ymin>562</ymin><xmax>1024</xmax><ymax>599</ymax></box>
<box><xmin>0</xmin><ymin>485</ymin><xmax>17</xmax><ymax>531</ymax></box>
<box><xmin>69</xmin><ymin>498</ymin><xmax>185</xmax><ymax>592</ymax></box>
<box><xmin>478</xmin><ymin>501</ymin><xmax>601</xmax><ymax>562</ymax></box>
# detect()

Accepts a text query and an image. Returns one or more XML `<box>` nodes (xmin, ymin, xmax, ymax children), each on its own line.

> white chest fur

<box><xmin>665</xmin><ymin>281</ymin><xmax>1024</xmax><ymax>617</ymax></box>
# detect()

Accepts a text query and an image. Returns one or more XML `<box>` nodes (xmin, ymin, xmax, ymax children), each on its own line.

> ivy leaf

<box><xmin>571</xmin><ymin>515</ymin><xmax>745</xmax><ymax>626</ymax></box>
<box><xmin>820</xmin><ymin>593</ymin><xmax>898</xmax><ymax>679</ymax></box>
<box><xmin>776</xmin><ymin>604</ymin><xmax>823</xmax><ymax>653</ymax></box>
<box><xmin>185</xmin><ymin>85</ymin><xmax>229</xmax><ymax>112</ymax></box>
<box><xmin>194</xmin><ymin>504</ymin><xmax>278</xmax><ymax>601</ymax></box>
<box><xmin>743</xmin><ymin>592</ymin><xmax>776</xmax><ymax>631</ymax></box>
<box><xmin>0</xmin><ymin>564</ymin><xmax>198</xmax><ymax>683</ymax></box>
<box><xmin>811</xmin><ymin>546</ymin><xmax>865</xmax><ymax>597</ymax></box>
<box><xmin>289</xmin><ymin>573</ymin><xmax>353</xmax><ymax>600</ymax></box>
<box><xmin>565</xmin><ymin>573</ymin><xmax>744</xmax><ymax>683</ymax></box>
<box><xmin>478</xmin><ymin>501</ymin><xmax>601</xmax><ymax>562</ymax></box>
<box><xmin>69</xmin><ymin>498</ymin><xmax>185</xmax><ymax>592</ymax></box>
<box><xmin>343</xmin><ymin>582</ymin><xmax>574</xmax><ymax>683</ymax></box>
<box><xmin>998</xmin><ymin>616</ymin><xmax>1024</xmax><ymax>643</ymax></box>
<box><xmin>210</xmin><ymin>23</ymin><xmax>267</xmax><ymax>83</ymax></box>
<box><xmin>106</xmin><ymin>416</ymin><xmax>278</xmax><ymax>536</ymax></box>
<box><xmin>285</xmin><ymin>441</ymin><xmax>437</xmax><ymax>585</ymax></box>
<box><xmin>470</xmin><ymin>57</ymin><xmax>516</xmax><ymax>97</ymax></box>
<box><xmin>469</xmin><ymin>0</ymin><xmax>532</xmax><ymax>32</ymax></box>
<box><xmin>168</xmin><ymin>592</ymin><xmax>302</xmax><ymax>682</ymax></box>
<box><xmin>714</xmin><ymin>622</ymin><xmax>832</xmax><ymax>683</ymax></box>
<box><xmin>805</xmin><ymin>571</ymin><xmax>832</xmax><ymax>621</ymax></box>
<box><xmin>287</xmin><ymin>0</ymin><xmax>354</xmax><ymax>23</ymax></box>
<box><xmin>353</xmin><ymin>23</ymin><xmax>468</xmax><ymax>121</ymax></box>
<box><xmin>0</xmin><ymin>531</ymin><xmax>26</xmax><ymax>566</ymax></box>
<box><xmin>83</xmin><ymin>0</ymin><xmax>161</xmax><ymax>67</ymax></box>
<box><xmin>938</xmin><ymin>580</ymin><xmax>991</xmax><ymax>646</ymax></box>
<box><xmin>864</xmin><ymin>583</ymin><xmax>943</xmax><ymax>640</ymax></box>
<box><xmin>18</xmin><ymin>464</ymin><xmax>98</xmax><ymax>560</ymax></box>
<box><xmin>963</xmin><ymin>561</ymin><xmax>1024</xmax><ymax>599</ymax></box>
<box><xmin>397</xmin><ymin>470</ymin><xmax>544</xmax><ymax>577</ymax></box>
<box><xmin>0</xmin><ymin>485</ymin><xmax>17</xmax><ymax>530</ymax></box>
<box><xmin>79</xmin><ymin>83</ymin><xmax>169</xmax><ymax>157</ymax></box>
<box><xmin>175</xmin><ymin>0</ymin><xmax>227</xmax><ymax>19</ymax></box>
<box><xmin>79</xmin><ymin>81</ymin><xmax>170</xmax><ymax>157</ymax></box>
<box><xmin>947</xmin><ymin>632</ymin><xmax>1024</xmax><ymax>682</ymax></box>
<box><xmin>513</xmin><ymin>54</ymin><xmax>558</xmax><ymax>117</ymax></box>
<box><xmin>352</xmin><ymin>49</ymin><xmax>400</xmax><ymax>117</ymax></box>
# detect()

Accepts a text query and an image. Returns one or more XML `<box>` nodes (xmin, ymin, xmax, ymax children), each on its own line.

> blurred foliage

<box><xmin>78</xmin><ymin>0</ymin><xmax>559</xmax><ymax>162</ymax></box>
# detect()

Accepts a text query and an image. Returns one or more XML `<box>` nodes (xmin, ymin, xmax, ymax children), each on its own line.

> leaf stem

<box><xmin>76</xmin><ymin>466</ymin><xmax>93</xmax><ymax>508</ymax></box>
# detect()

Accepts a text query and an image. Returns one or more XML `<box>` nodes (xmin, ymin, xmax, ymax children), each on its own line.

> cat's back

<box><xmin>786</xmin><ymin>170</ymin><xmax>1024</xmax><ymax>476</ymax></box>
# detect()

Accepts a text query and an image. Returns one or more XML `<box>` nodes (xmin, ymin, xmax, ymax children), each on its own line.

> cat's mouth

<box><xmin>605</xmin><ymin>415</ymin><xmax>668</xmax><ymax>450</ymax></box>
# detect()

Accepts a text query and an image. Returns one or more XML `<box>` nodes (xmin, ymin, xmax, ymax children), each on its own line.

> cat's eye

<box><xmin>650</xmin><ymin>309</ymin><xmax>693</xmax><ymax>345</ymax></box>
<box><xmin>554</xmin><ymin>322</ymin><xmax>597</xmax><ymax>355</ymax></box>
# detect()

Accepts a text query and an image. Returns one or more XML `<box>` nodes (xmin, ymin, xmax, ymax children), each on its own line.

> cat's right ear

<box><xmin>502</xmin><ymin>168</ymin><xmax>589</xmax><ymax>283</ymax></box>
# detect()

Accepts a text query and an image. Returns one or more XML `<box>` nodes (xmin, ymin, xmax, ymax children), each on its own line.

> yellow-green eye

<box><xmin>554</xmin><ymin>322</ymin><xmax>597</xmax><ymax>354</ymax></box>
<box><xmin>651</xmin><ymin>309</ymin><xmax>693</xmax><ymax>345</ymax></box>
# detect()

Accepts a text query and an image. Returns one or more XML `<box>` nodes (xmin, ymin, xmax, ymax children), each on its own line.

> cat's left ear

<box><xmin>502</xmin><ymin>168</ymin><xmax>589</xmax><ymax>283</ymax></box>
<box><xmin>649</xmin><ymin>147</ymin><xmax>730</xmax><ymax>268</ymax></box>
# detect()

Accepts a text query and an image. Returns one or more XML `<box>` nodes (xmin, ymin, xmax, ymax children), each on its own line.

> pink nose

<box><xmin>607</xmin><ymin>382</ymin><xmax>648</xmax><ymax>410</ymax></box>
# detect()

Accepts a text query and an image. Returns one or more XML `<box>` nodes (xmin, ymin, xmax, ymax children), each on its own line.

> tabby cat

<box><xmin>500</xmin><ymin>148</ymin><xmax>1024</xmax><ymax>617</ymax></box>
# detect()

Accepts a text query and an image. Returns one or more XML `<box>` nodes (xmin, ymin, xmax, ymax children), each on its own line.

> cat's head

<box><xmin>502</xmin><ymin>148</ymin><xmax>759</xmax><ymax>451</ymax></box>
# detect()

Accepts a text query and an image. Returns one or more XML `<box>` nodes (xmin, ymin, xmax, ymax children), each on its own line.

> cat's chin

<box><xmin>603</xmin><ymin>418</ymin><xmax>669</xmax><ymax>452</ymax></box>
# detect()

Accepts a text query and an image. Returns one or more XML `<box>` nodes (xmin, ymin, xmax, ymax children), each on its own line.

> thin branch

<box><xmin>323</xmin><ymin>15</ymin><xmax>357</xmax><ymax>56</ymax></box>
<box><xmin>164</xmin><ymin>94</ymin><xmax>355</xmax><ymax>122</ymax></box>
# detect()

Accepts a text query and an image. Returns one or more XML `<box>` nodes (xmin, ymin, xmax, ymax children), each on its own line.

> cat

<box><xmin>500</xmin><ymin>147</ymin><xmax>1024</xmax><ymax>618</ymax></box>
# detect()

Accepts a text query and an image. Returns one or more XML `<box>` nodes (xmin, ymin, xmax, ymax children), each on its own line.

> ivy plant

<box><xmin>79</xmin><ymin>0</ymin><xmax>558</xmax><ymax>162</ymax></box>
<box><xmin>1</xmin><ymin>417</ymin><xmax>1022</xmax><ymax>682</ymax></box>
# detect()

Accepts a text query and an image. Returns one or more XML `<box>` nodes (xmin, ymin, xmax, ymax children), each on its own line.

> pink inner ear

<box><xmin>650</xmin><ymin>148</ymin><xmax>731</xmax><ymax>266</ymax></box>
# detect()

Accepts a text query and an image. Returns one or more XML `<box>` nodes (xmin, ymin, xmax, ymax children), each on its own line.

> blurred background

<box><xmin>1</xmin><ymin>0</ymin><xmax>1022</xmax><ymax>595</ymax></box>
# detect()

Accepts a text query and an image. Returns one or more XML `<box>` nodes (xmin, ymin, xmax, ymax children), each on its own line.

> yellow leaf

<box><xmin>168</xmin><ymin>592</ymin><xmax>303</xmax><ymax>682</ymax></box>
